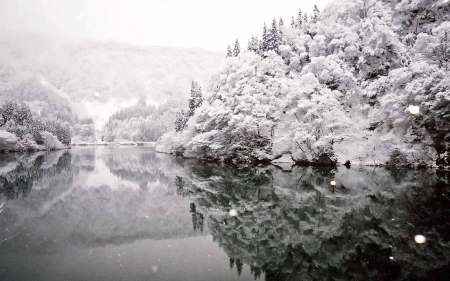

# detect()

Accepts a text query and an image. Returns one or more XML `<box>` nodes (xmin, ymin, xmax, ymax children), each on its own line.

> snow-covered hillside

<box><xmin>158</xmin><ymin>0</ymin><xmax>450</xmax><ymax>168</ymax></box>
<box><xmin>0</xmin><ymin>34</ymin><xmax>225</xmax><ymax>128</ymax></box>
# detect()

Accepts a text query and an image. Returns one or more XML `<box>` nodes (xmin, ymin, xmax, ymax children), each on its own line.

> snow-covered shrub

<box><xmin>40</xmin><ymin>131</ymin><xmax>66</xmax><ymax>150</ymax></box>
<box><xmin>0</xmin><ymin>130</ymin><xmax>21</xmax><ymax>151</ymax></box>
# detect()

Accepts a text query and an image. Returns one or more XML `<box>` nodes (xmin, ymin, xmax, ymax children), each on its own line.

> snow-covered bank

<box><xmin>72</xmin><ymin>141</ymin><xmax>156</xmax><ymax>147</ymax></box>
<box><xmin>0</xmin><ymin>130</ymin><xmax>68</xmax><ymax>152</ymax></box>
<box><xmin>158</xmin><ymin>0</ymin><xmax>450</xmax><ymax>169</ymax></box>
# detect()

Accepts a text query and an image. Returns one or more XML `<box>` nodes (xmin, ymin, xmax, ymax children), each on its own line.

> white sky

<box><xmin>0</xmin><ymin>0</ymin><xmax>332</xmax><ymax>52</ymax></box>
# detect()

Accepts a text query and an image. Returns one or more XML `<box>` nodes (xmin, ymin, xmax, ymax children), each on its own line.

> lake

<box><xmin>0</xmin><ymin>147</ymin><xmax>449</xmax><ymax>280</ymax></box>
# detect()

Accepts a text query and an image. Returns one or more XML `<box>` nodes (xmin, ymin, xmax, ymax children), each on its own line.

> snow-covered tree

<box><xmin>157</xmin><ymin>0</ymin><xmax>450</xmax><ymax>169</ymax></box>
<box><xmin>173</xmin><ymin>81</ymin><xmax>203</xmax><ymax>133</ymax></box>
<box><xmin>303</xmin><ymin>13</ymin><xmax>308</xmax><ymax>25</ymax></box>
<box><xmin>233</xmin><ymin>39</ymin><xmax>241</xmax><ymax>57</ymax></box>
<box><xmin>278</xmin><ymin>17</ymin><xmax>285</xmax><ymax>44</ymax></box>
<box><xmin>0</xmin><ymin>100</ymin><xmax>71</xmax><ymax>147</ymax></box>
<box><xmin>279</xmin><ymin>17</ymin><xmax>284</xmax><ymax>30</ymax></box>
<box><xmin>188</xmin><ymin>81</ymin><xmax>203</xmax><ymax>117</ymax></box>
<box><xmin>227</xmin><ymin>45</ymin><xmax>233</xmax><ymax>58</ymax></box>
<box><xmin>296</xmin><ymin>9</ymin><xmax>303</xmax><ymax>29</ymax></box>
<box><xmin>266</xmin><ymin>18</ymin><xmax>280</xmax><ymax>52</ymax></box>
<box><xmin>312</xmin><ymin>5</ymin><xmax>320</xmax><ymax>23</ymax></box>
<box><xmin>261</xmin><ymin>23</ymin><xmax>268</xmax><ymax>52</ymax></box>
<box><xmin>175</xmin><ymin>110</ymin><xmax>189</xmax><ymax>132</ymax></box>
<box><xmin>1</xmin><ymin>100</ymin><xmax>16</xmax><ymax>125</ymax></box>
<box><xmin>247</xmin><ymin>36</ymin><xmax>260</xmax><ymax>53</ymax></box>
<box><xmin>103</xmin><ymin>99</ymin><xmax>184</xmax><ymax>141</ymax></box>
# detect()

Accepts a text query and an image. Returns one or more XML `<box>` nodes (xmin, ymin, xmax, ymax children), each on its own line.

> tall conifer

<box><xmin>262</xmin><ymin>23</ymin><xmax>268</xmax><ymax>52</ymax></box>
<box><xmin>312</xmin><ymin>5</ymin><xmax>320</xmax><ymax>23</ymax></box>
<box><xmin>226</xmin><ymin>45</ymin><xmax>232</xmax><ymax>57</ymax></box>
<box><xmin>303</xmin><ymin>13</ymin><xmax>308</xmax><ymax>25</ymax></box>
<box><xmin>233</xmin><ymin>39</ymin><xmax>241</xmax><ymax>57</ymax></box>
<box><xmin>297</xmin><ymin>9</ymin><xmax>303</xmax><ymax>29</ymax></box>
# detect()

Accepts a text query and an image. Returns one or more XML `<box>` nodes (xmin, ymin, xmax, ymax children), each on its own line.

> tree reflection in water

<box><xmin>0</xmin><ymin>149</ymin><xmax>448</xmax><ymax>280</ymax></box>
<box><xmin>0</xmin><ymin>151</ymin><xmax>72</xmax><ymax>200</ymax></box>
<box><xmin>175</xmin><ymin>159</ymin><xmax>450</xmax><ymax>280</ymax></box>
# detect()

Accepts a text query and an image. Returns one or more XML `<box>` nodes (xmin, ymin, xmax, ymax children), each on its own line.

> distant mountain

<box><xmin>0</xmin><ymin>34</ymin><xmax>225</xmax><ymax>127</ymax></box>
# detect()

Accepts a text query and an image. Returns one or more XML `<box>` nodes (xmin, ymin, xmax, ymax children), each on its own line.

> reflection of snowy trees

<box><xmin>1</xmin><ymin>148</ymin><xmax>448</xmax><ymax>279</ymax></box>
<box><xmin>0</xmin><ymin>149</ymin><xmax>204</xmax><ymax>252</ymax></box>
<box><xmin>175</xmin><ymin>160</ymin><xmax>450</xmax><ymax>280</ymax></box>
<box><xmin>190</xmin><ymin>203</ymin><xmax>204</xmax><ymax>233</ymax></box>
<box><xmin>0</xmin><ymin>151</ymin><xmax>72</xmax><ymax>199</ymax></box>
<box><xmin>103</xmin><ymin>151</ymin><xmax>175</xmax><ymax>189</ymax></box>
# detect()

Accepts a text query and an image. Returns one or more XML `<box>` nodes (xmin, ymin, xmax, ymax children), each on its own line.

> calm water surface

<box><xmin>0</xmin><ymin>147</ymin><xmax>449</xmax><ymax>281</ymax></box>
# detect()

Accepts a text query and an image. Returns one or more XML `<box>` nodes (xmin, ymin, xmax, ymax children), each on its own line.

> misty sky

<box><xmin>0</xmin><ymin>0</ymin><xmax>331</xmax><ymax>52</ymax></box>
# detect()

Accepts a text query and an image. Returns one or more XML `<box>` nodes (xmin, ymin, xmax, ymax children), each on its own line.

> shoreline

<box><xmin>0</xmin><ymin>146</ymin><xmax>71</xmax><ymax>154</ymax></box>
<box><xmin>71</xmin><ymin>142</ymin><xmax>156</xmax><ymax>147</ymax></box>
<box><xmin>154</xmin><ymin>149</ymin><xmax>447</xmax><ymax>171</ymax></box>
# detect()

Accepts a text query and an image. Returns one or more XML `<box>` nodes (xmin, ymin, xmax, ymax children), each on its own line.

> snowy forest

<box><xmin>0</xmin><ymin>100</ymin><xmax>71</xmax><ymax>151</ymax></box>
<box><xmin>102</xmin><ymin>98</ymin><xmax>185</xmax><ymax>142</ymax></box>
<box><xmin>0</xmin><ymin>36</ymin><xmax>223</xmax><ymax>150</ymax></box>
<box><xmin>159</xmin><ymin>0</ymin><xmax>450</xmax><ymax>169</ymax></box>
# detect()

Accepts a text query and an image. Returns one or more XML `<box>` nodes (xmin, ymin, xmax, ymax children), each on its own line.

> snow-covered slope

<box><xmin>0</xmin><ymin>34</ymin><xmax>225</xmax><ymax>127</ymax></box>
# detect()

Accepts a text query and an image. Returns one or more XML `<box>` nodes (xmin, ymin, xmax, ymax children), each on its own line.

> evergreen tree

<box><xmin>58</xmin><ymin>124</ymin><xmax>71</xmax><ymax>146</ymax></box>
<box><xmin>174</xmin><ymin>110</ymin><xmax>188</xmax><ymax>132</ymax></box>
<box><xmin>278</xmin><ymin>17</ymin><xmax>285</xmax><ymax>44</ymax></box>
<box><xmin>303</xmin><ymin>13</ymin><xmax>308</xmax><ymax>25</ymax></box>
<box><xmin>297</xmin><ymin>9</ymin><xmax>303</xmax><ymax>29</ymax></box>
<box><xmin>266</xmin><ymin>18</ymin><xmax>280</xmax><ymax>52</ymax></box>
<box><xmin>0</xmin><ymin>100</ymin><xmax>71</xmax><ymax>147</ymax></box>
<box><xmin>233</xmin><ymin>39</ymin><xmax>241</xmax><ymax>57</ymax></box>
<box><xmin>175</xmin><ymin>81</ymin><xmax>203</xmax><ymax>132</ymax></box>
<box><xmin>248</xmin><ymin>35</ymin><xmax>260</xmax><ymax>53</ymax></box>
<box><xmin>291</xmin><ymin>16</ymin><xmax>296</xmax><ymax>28</ymax></box>
<box><xmin>254</xmin><ymin>36</ymin><xmax>260</xmax><ymax>53</ymax></box>
<box><xmin>14</xmin><ymin>103</ymin><xmax>33</xmax><ymax>126</ymax></box>
<box><xmin>31</xmin><ymin>117</ymin><xmax>44</xmax><ymax>144</ymax></box>
<box><xmin>227</xmin><ymin>45</ymin><xmax>233</xmax><ymax>58</ymax></box>
<box><xmin>0</xmin><ymin>100</ymin><xmax>16</xmax><ymax>125</ymax></box>
<box><xmin>261</xmin><ymin>23</ymin><xmax>268</xmax><ymax>52</ymax></box>
<box><xmin>312</xmin><ymin>5</ymin><xmax>320</xmax><ymax>23</ymax></box>
<box><xmin>188</xmin><ymin>81</ymin><xmax>203</xmax><ymax>117</ymax></box>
